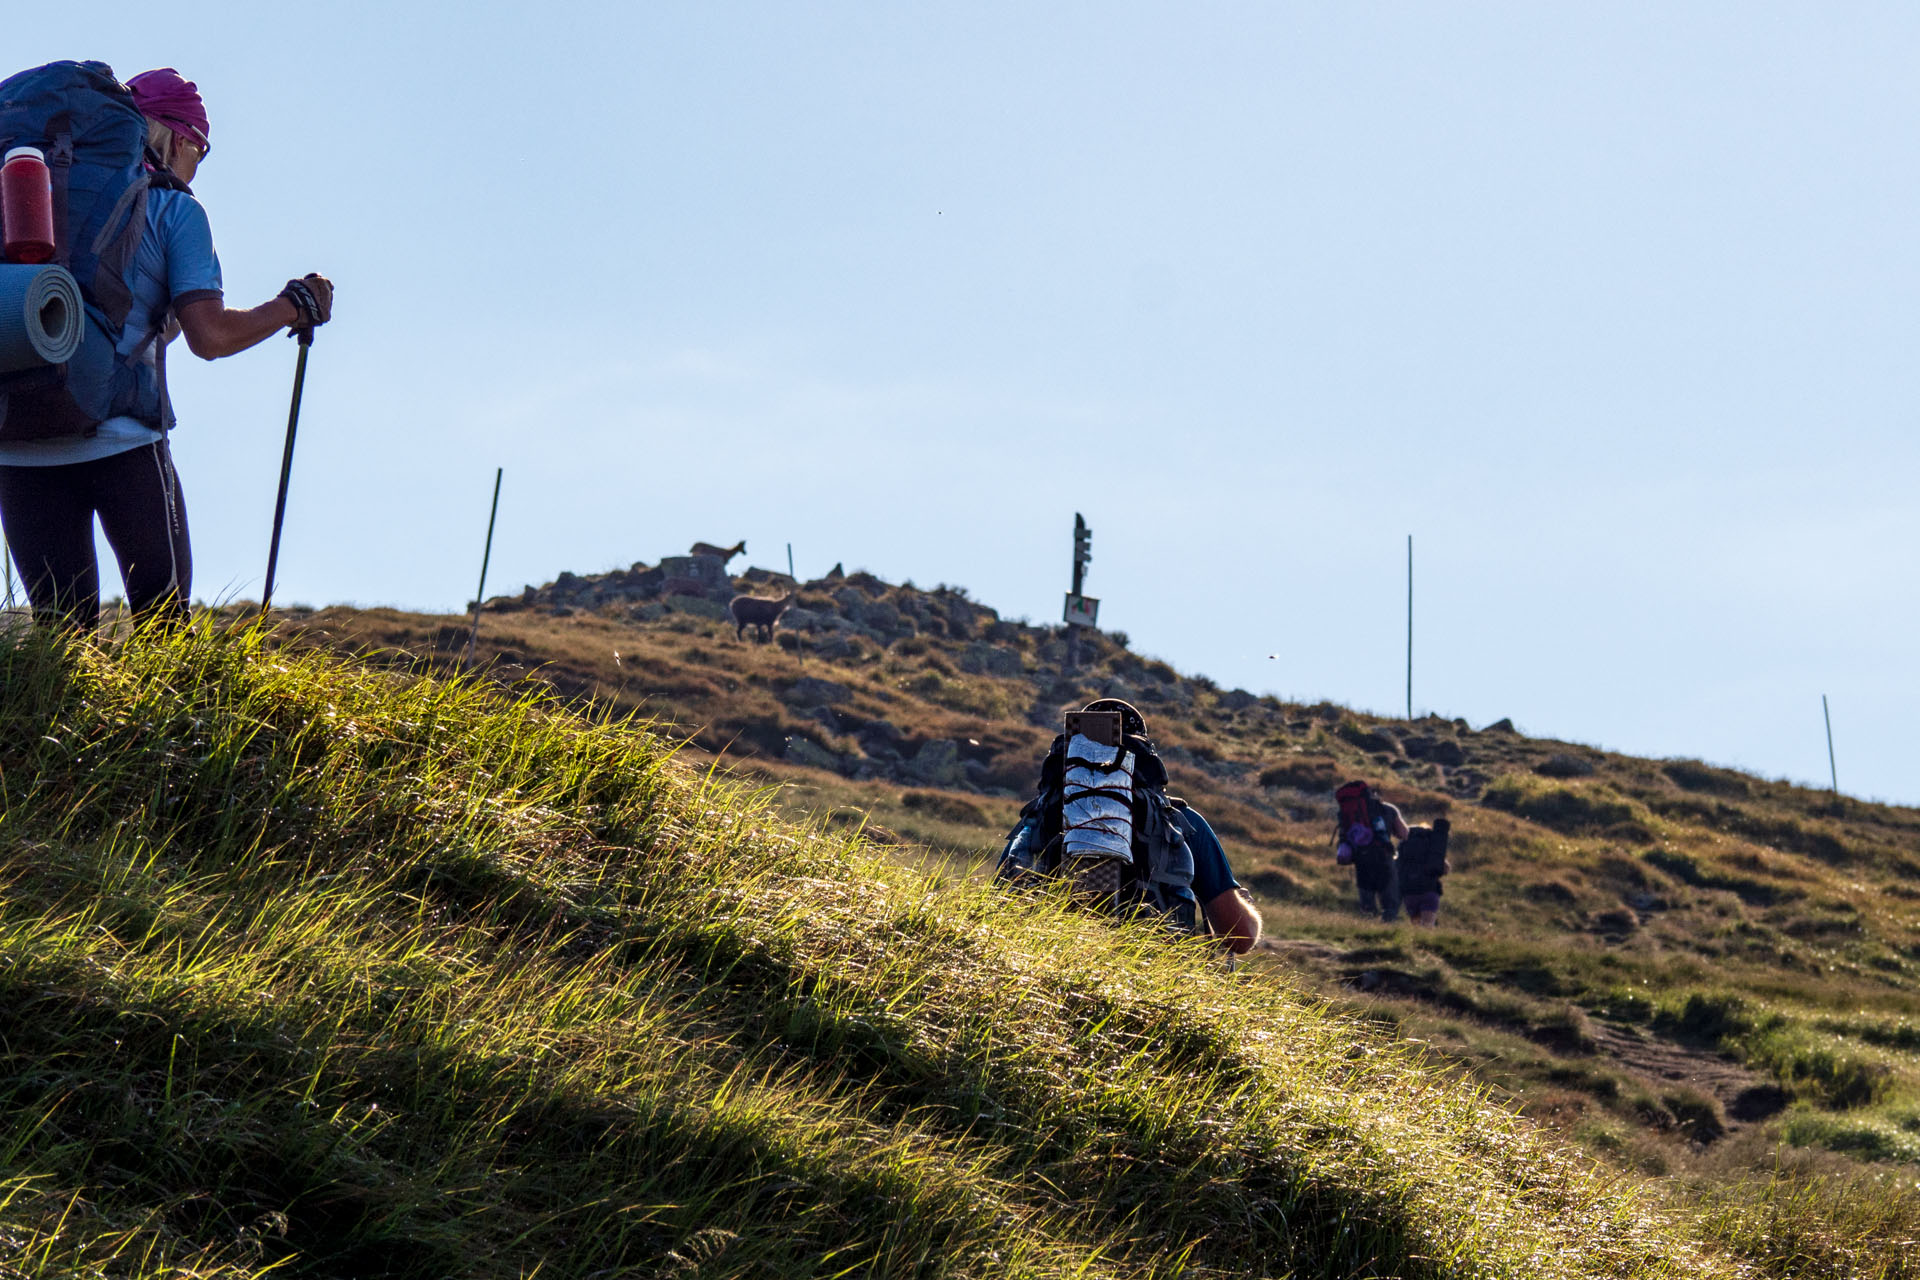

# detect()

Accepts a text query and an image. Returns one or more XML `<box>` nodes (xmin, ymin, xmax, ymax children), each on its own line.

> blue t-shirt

<box><xmin>0</xmin><ymin>187</ymin><xmax>223</xmax><ymax>467</ymax></box>
<box><xmin>1176</xmin><ymin>806</ymin><xmax>1241</xmax><ymax>904</ymax></box>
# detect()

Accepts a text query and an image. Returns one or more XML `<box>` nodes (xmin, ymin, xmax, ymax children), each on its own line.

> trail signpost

<box><xmin>1064</xmin><ymin>513</ymin><xmax>1098</xmax><ymax>672</ymax></box>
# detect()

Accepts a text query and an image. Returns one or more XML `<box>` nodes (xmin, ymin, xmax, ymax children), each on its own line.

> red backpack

<box><xmin>1333</xmin><ymin>780</ymin><xmax>1390</xmax><ymax>861</ymax></box>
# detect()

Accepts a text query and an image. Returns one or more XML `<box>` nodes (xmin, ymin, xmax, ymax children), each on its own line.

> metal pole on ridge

<box><xmin>1822</xmin><ymin>694</ymin><xmax>1839</xmax><ymax>795</ymax></box>
<box><xmin>463</xmin><ymin>468</ymin><xmax>504</xmax><ymax>664</ymax></box>
<box><xmin>787</xmin><ymin>543</ymin><xmax>804</xmax><ymax>666</ymax></box>
<box><xmin>260</xmin><ymin>329</ymin><xmax>314</xmax><ymax>614</ymax></box>
<box><xmin>1406</xmin><ymin>534</ymin><xmax>1413</xmax><ymax>720</ymax></box>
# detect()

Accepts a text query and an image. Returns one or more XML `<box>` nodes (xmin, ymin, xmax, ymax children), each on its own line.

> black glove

<box><xmin>280</xmin><ymin>274</ymin><xmax>333</xmax><ymax>330</ymax></box>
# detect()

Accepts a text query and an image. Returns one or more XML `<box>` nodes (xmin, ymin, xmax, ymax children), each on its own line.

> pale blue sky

<box><xmin>22</xmin><ymin>3</ymin><xmax>1919</xmax><ymax>803</ymax></box>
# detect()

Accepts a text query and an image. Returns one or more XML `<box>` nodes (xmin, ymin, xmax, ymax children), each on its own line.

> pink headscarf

<box><xmin>127</xmin><ymin>68</ymin><xmax>210</xmax><ymax>155</ymax></box>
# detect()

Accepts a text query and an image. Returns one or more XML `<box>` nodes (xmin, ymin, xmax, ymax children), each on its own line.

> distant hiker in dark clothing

<box><xmin>1333</xmin><ymin>779</ymin><xmax>1408</xmax><ymax>922</ymax></box>
<box><xmin>0</xmin><ymin>64</ymin><xmax>333</xmax><ymax>630</ymax></box>
<box><xmin>1396</xmin><ymin>818</ymin><xmax>1451</xmax><ymax>926</ymax></box>
<box><xmin>998</xmin><ymin>698</ymin><xmax>1263</xmax><ymax>955</ymax></box>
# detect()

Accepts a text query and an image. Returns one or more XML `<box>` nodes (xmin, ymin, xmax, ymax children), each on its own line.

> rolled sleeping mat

<box><xmin>1062</xmin><ymin>732</ymin><xmax>1135</xmax><ymax>862</ymax></box>
<box><xmin>0</xmin><ymin>263</ymin><xmax>83</xmax><ymax>375</ymax></box>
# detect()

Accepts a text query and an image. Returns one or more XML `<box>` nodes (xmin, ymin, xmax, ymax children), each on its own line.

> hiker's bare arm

<box><xmin>176</xmin><ymin>296</ymin><xmax>301</xmax><ymax>360</ymax></box>
<box><xmin>1387</xmin><ymin>807</ymin><xmax>1411</xmax><ymax>840</ymax></box>
<box><xmin>1203</xmin><ymin>888</ymin><xmax>1262</xmax><ymax>956</ymax></box>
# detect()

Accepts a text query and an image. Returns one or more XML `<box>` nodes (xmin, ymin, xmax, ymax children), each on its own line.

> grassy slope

<box><xmin>262</xmin><ymin>566</ymin><xmax>1920</xmax><ymax>1277</ymax></box>
<box><xmin>0</xmin><ymin>622</ymin><xmax>1758</xmax><ymax>1278</ymax></box>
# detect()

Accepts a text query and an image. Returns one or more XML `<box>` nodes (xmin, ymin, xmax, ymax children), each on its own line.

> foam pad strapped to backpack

<box><xmin>0</xmin><ymin>263</ymin><xmax>81</xmax><ymax>374</ymax></box>
<box><xmin>1061</xmin><ymin>732</ymin><xmax>1134</xmax><ymax>863</ymax></box>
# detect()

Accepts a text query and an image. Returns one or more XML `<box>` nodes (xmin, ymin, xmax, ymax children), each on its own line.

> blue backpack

<box><xmin>0</xmin><ymin>60</ymin><xmax>185</xmax><ymax>440</ymax></box>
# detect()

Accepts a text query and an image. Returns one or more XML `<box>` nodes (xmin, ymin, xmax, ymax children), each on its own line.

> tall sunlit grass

<box><xmin>0</xmin><ymin>620</ymin><xmax>1757</xmax><ymax>1277</ymax></box>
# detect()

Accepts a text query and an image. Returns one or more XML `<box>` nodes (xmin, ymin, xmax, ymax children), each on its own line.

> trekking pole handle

<box><xmin>294</xmin><ymin>327</ymin><xmax>314</xmax><ymax>347</ymax></box>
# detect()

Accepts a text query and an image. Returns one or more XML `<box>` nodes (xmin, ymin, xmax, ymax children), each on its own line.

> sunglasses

<box><xmin>171</xmin><ymin>128</ymin><xmax>209</xmax><ymax>161</ymax></box>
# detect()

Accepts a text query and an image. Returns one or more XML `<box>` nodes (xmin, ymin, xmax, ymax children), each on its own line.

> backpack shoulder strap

<box><xmin>87</xmin><ymin>173</ymin><xmax>152</xmax><ymax>327</ymax></box>
<box><xmin>1137</xmin><ymin>788</ymin><xmax>1197</xmax><ymax>894</ymax></box>
<box><xmin>1119</xmin><ymin>733</ymin><xmax>1165</xmax><ymax>787</ymax></box>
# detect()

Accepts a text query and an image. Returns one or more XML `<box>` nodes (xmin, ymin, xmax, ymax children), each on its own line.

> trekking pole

<box><xmin>260</xmin><ymin>328</ymin><xmax>314</xmax><ymax>615</ymax></box>
<box><xmin>463</xmin><ymin>468</ymin><xmax>504</xmax><ymax>664</ymax></box>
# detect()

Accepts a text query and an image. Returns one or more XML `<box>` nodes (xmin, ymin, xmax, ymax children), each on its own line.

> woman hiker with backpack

<box><xmin>0</xmin><ymin>64</ymin><xmax>333</xmax><ymax>630</ymax></box>
<box><xmin>1333</xmin><ymin>779</ymin><xmax>1409</xmax><ymax>922</ymax></box>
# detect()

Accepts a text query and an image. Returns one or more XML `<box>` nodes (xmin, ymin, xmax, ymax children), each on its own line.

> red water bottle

<box><xmin>2</xmin><ymin>146</ymin><xmax>56</xmax><ymax>264</ymax></box>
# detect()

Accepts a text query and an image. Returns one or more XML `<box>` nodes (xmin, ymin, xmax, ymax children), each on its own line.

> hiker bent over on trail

<box><xmin>996</xmin><ymin>698</ymin><xmax>1263</xmax><ymax>956</ymax></box>
<box><xmin>0</xmin><ymin>64</ymin><xmax>333</xmax><ymax>630</ymax></box>
<box><xmin>1334</xmin><ymin>779</ymin><xmax>1408</xmax><ymax>922</ymax></box>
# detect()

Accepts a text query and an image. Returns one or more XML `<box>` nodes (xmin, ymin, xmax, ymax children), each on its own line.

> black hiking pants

<box><xmin>1355</xmin><ymin>854</ymin><xmax>1401</xmax><ymax>923</ymax></box>
<box><xmin>0</xmin><ymin>441</ymin><xmax>191</xmax><ymax>631</ymax></box>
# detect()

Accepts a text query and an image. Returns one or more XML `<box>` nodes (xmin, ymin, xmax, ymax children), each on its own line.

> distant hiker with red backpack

<box><xmin>0</xmin><ymin>62</ymin><xmax>333</xmax><ymax>630</ymax></box>
<box><xmin>996</xmin><ymin>699</ymin><xmax>1263</xmax><ymax>955</ymax></box>
<box><xmin>1333</xmin><ymin>779</ymin><xmax>1408</xmax><ymax>922</ymax></box>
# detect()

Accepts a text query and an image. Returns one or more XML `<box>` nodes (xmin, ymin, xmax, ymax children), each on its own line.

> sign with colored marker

<box><xmin>1063</xmin><ymin>593</ymin><xmax>1100</xmax><ymax>629</ymax></box>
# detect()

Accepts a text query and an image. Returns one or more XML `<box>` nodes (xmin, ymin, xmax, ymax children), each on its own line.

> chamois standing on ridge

<box><xmin>690</xmin><ymin>539</ymin><xmax>746</xmax><ymax>564</ymax></box>
<box><xmin>730</xmin><ymin>591</ymin><xmax>795</xmax><ymax>643</ymax></box>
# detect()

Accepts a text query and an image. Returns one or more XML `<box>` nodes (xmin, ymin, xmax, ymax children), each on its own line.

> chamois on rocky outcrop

<box><xmin>690</xmin><ymin>540</ymin><xmax>747</xmax><ymax>564</ymax></box>
<box><xmin>729</xmin><ymin>591</ymin><xmax>795</xmax><ymax>642</ymax></box>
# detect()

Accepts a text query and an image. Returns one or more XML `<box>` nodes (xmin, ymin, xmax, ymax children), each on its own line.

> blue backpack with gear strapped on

<box><xmin>0</xmin><ymin>59</ymin><xmax>186</xmax><ymax>440</ymax></box>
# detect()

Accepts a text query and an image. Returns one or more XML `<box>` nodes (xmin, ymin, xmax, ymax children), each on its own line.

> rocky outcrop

<box><xmin>960</xmin><ymin>643</ymin><xmax>1024</xmax><ymax>678</ymax></box>
<box><xmin>783</xmin><ymin>734</ymin><xmax>844</xmax><ymax>772</ymax></box>
<box><xmin>783</xmin><ymin>676</ymin><xmax>853</xmax><ymax>707</ymax></box>
<box><xmin>905</xmin><ymin>738</ymin><xmax>964</xmax><ymax>786</ymax></box>
<box><xmin>1402</xmin><ymin>735</ymin><xmax>1467</xmax><ymax>767</ymax></box>
<box><xmin>479</xmin><ymin>546</ymin><xmax>1518</xmax><ymax>803</ymax></box>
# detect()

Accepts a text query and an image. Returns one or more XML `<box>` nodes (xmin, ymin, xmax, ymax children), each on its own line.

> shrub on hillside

<box><xmin>1781</xmin><ymin>1111</ymin><xmax>1920</xmax><ymax>1164</ymax></box>
<box><xmin>1647</xmin><ymin>794</ymin><xmax>1856</xmax><ymax>865</ymax></box>
<box><xmin>1661</xmin><ymin>1086</ymin><xmax>1728</xmax><ymax>1144</ymax></box>
<box><xmin>1259</xmin><ymin>758</ymin><xmax>1339</xmax><ymax>793</ymax></box>
<box><xmin>1663</xmin><ymin>759</ymin><xmax>1751</xmax><ymax>797</ymax></box>
<box><xmin>900</xmin><ymin>790</ymin><xmax>991</xmax><ymax>827</ymax></box>
<box><xmin>1482</xmin><ymin>775</ymin><xmax>1652</xmax><ymax>839</ymax></box>
<box><xmin>1746</xmin><ymin>1027</ymin><xmax>1892</xmax><ymax>1109</ymax></box>
<box><xmin>1643</xmin><ymin>849</ymin><xmax>1801</xmax><ymax>907</ymax></box>
<box><xmin>1653</xmin><ymin>990</ymin><xmax>1755</xmax><ymax>1045</ymax></box>
<box><xmin>1535</xmin><ymin>753</ymin><xmax>1597</xmax><ymax>779</ymax></box>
